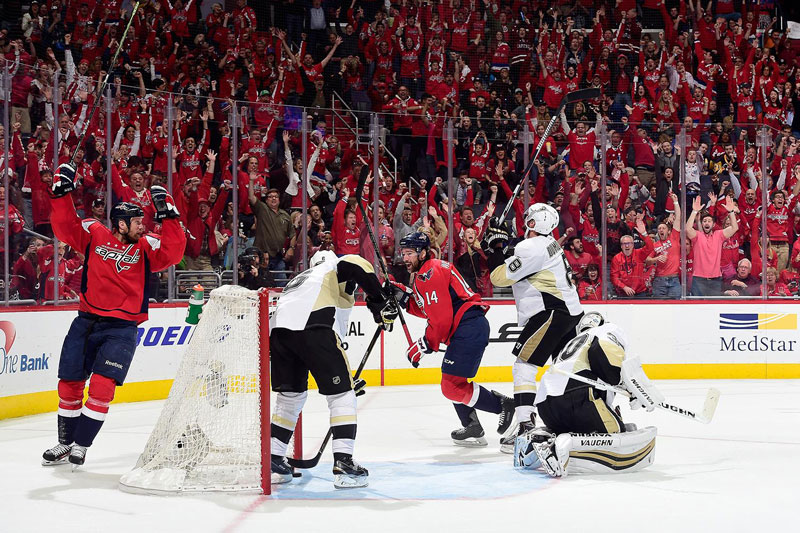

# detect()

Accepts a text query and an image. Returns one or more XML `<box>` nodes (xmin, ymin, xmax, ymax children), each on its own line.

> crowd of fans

<box><xmin>0</xmin><ymin>0</ymin><xmax>799</xmax><ymax>303</ymax></box>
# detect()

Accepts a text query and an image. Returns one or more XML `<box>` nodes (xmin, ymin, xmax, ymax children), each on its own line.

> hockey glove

<box><xmin>51</xmin><ymin>163</ymin><xmax>78</xmax><ymax>198</ymax></box>
<box><xmin>366</xmin><ymin>297</ymin><xmax>398</xmax><ymax>331</ymax></box>
<box><xmin>151</xmin><ymin>185</ymin><xmax>181</xmax><ymax>221</ymax></box>
<box><xmin>386</xmin><ymin>280</ymin><xmax>412</xmax><ymax>309</ymax></box>
<box><xmin>406</xmin><ymin>336</ymin><xmax>433</xmax><ymax>368</ymax></box>
<box><xmin>353</xmin><ymin>378</ymin><xmax>366</xmax><ymax>397</ymax></box>
<box><xmin>483</xmin><ymin>217</ymin><xmax>511</xmax><ymax>252</ymax></box>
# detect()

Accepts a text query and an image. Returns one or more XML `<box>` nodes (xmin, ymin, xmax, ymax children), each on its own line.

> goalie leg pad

<box><xmin>562</xmin><ymin>426</ymin><xmax>657</xmax><ymax>475</ymax></box>
<box><xmin>326</xmin><ymin>390</ymin><xmax>357</xmax><ymax>456</ymax></box>
<box><xmin>621</xmin><ymin>356</ymin><xmax>665</xmax><ymax>412</ymax></box>
<box><xmin>271</xmin><ymin>391</ymin><xmax>307</xmax><ymax>457</ymax></box>
<box><xmin>512</xmin><ymin>358</ymin><xmax>537</xmax><ymax>426</ymax></box>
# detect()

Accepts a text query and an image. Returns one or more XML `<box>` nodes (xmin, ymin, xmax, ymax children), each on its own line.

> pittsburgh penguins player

<box><xmin>515</xmin><ymin>312</ymin><xmax>663</xmax><ymax>477</ymax></box>
<box><xmin>485</xmin><ymin>204</ymin><xmax>584</xmax><ymax>452</ymax></box>
<box><xmin>269</xmin><ymin>250</ymin><xmax>397</xmax><ymax>488</ymax></box>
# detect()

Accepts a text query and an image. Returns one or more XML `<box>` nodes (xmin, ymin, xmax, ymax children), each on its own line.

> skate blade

<box><xmin>41</xmin><ymin>457</ymin><xmax>70</xmax><ymax>466</ymax></box>
<box><xmin>271</xmin><ymin>472</ymin><xmax>293</xmax><ymax>485</ymax></box>
<box><xmin>71</xmin><ymin>463</ymin><xmax>83</xmax><ymax>471</ymax></box>
<box><xmin>499</xmin><ymin>443</ymin><xmax>514</xmax><ymax>454</ymax></box>
<box><xmin>333</xmin><ymin>474</ymin><xmax>368</xmax><ymax>489</ymax></box>
<box><xmin>452</xmin><ymin>436</ymin><xmax>488</xmax><ymax>447</ymax></box>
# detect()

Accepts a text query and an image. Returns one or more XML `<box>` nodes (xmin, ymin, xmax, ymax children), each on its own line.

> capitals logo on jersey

<box><xmin>94</xmin><ymin>244</ymin><xmax>141</xmax><ymax>273</ymax></box>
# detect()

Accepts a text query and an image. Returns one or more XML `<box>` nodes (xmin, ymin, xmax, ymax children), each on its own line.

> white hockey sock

<box><xmin>326</xmin><ymin>390</ymin><xmax>357</xmax><ymax>456</ymax></box>
<box><xmin>513</xmin><ymin>358</ymin><xmax>538</xmax><ymax>424</ymax></box>
<box><xmin>271</xmin><ymin>391</ymin><xmax>307</xmax><ymax>457</ymax></box>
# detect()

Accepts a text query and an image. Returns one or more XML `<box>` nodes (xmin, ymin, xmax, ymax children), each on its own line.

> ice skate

<box><xmin>451</xmin><ymin>411</ymin><xmax>488</xmax><ymax>447</ymax></box>
<box><xmin>500</xmin><ymin>413</ymin><xmax>537</xmax><ymax>454</ymax></box>
<box><xmin>270</xmin><ymin>455</ymin><xmax>294</xmax><ymax>484</ymax></box>
<box><xmin>68</xmin><ymin>444</ymin><xmax>87</xmax><ymax>469</ymax></box>
<box><xmin>333</xmin><ymin>456</ymin><xmax>368</xmax><ymax>488</ymax></box>
<box><xmin>41</xmin><ymin>443</ymin><xmax>72</xmax><ymax>466</ymax></box>
<box><xmin>494</xmin><ymin>391</ymin><xmax>515</xmax><ymax>435</ymax></box>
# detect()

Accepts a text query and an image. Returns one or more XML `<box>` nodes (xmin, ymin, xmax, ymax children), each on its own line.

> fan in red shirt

<box><xmin>611</xmin><ymin>217</ymin><xmax>655</xmax><ymax>297</ymax></box>
<box><xmin>560</xmin><ymin>114</ymin><xmax>600</xmax><ymax>171</ymax></box>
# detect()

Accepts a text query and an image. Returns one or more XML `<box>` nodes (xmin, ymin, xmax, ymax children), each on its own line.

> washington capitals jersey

<box><xmin>49</xmin><ymin>196</ymin><xmax>186</xmax><ymax>323</ymax></box>
<box><xmin>406</xmin><ymin>259</ymin><xmax>487</xmax><ymax>351</ymax></box>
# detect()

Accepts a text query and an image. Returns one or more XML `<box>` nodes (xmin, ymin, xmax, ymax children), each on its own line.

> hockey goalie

<box><xmin>514</xmin><ymin>311</ymin><xmax>664</xmax><ymax>477</ymax></box>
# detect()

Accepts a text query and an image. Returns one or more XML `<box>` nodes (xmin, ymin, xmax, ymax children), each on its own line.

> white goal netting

<box><xmin>120</xmin><ymin>285</ymin><xmax>274</xmax><ymax>493</ymax></box>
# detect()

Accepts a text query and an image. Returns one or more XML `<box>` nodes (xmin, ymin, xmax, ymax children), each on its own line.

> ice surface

<box><xmin>1</xmin><ymin>380</ymin><xmax>797</xmax><ymax>532</ymax></box>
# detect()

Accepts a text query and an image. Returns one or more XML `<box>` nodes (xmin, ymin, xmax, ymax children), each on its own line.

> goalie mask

<box><xmin>524</xmin><ymin>203</ymin><xmax>559</xmax><ymax>237</ymax></box>
<box><xmin>577</xmin><ymin>311</ymin><xmax>605</xmax><ymax>333</ymax></box>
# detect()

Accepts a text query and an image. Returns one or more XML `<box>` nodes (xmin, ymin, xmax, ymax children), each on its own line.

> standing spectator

<box><xmin>564</xmin><ymin>236</ymin><xmax>595</xmax><ymax>282</ymax></box>
<box><xmin>686</xmin><ymin>195</ymin><xmax>739</xmax><ymax>296</ymax></box>
<box><xmin>647</xmin><ymin>193</ymin><xmax>682</xmax><ymax>298</ymax></box>
<box><xmin>248</xmin><ymin>184</ymin><xmax>295</xmax><ymax>285</ymax></box>
<box><xmin>610</xmin><ymin>216</ymin><xmax>654</xmax><ymax>297</ymax></box>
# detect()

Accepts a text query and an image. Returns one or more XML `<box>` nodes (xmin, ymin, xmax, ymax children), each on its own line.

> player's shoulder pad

<box><xmin>144</xmin><ymin>234</ymin><xmax>162</xmax><ymax>250</ymax></box>
<box><xmin>81</xmin><ymin>218</ymin><xmax>101</xmax><ymax>233</ymax></box>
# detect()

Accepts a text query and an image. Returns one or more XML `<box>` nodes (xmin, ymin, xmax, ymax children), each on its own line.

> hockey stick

<box><xmin>550</xmin><ymin>367</ymin><xmax>720</xmax><ymax>424</ymax></box>
<box><xmin>66</xmin><ymin>1</ymin><xmax>143</xmax><ymax>169</ymax></box>
<box><xmin>287</xmin><ymin>325</ymin><xmax>383</xmax><ymax>469</ymax></box>
<box><xmin>353</xmin><ymin>163</ymin><xmax>414</xmax><ymax>346</ymax></box>
<box><xmin>497</xmin><ymin>87</ymin><xmax>601</xmax><ymax>223</ymax></box>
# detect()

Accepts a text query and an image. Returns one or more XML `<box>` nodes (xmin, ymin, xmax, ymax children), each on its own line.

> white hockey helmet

<box><xmin>577</xmin><ymin>311</ymin><xmax>605</xmax><ymax>333</ymax></box>
<box><xmin>309</xmin><ymin>250</ymin><xmax>337</xmax><ymax>268</ymax></box>
<box><xmin>524</xmin><ymin>203</ymin><xmax>559</xmax><ymax>236</ymax></box>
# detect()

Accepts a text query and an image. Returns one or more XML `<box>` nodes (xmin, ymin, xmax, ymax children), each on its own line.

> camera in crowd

<box><xmin>237</xmin><ymin>247</ymin><xmax>274</xmax><ymax>290</ymax></box>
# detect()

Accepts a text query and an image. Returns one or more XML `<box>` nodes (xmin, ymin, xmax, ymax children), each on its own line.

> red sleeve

<box><xmin>143</xmin><ymin>218</ymin><xmax>186</xmax><ymax>272</ymax></box>
<box><xmin>610</xmin><ymin>254</ymin><xmax>625</xmax><ymax>290</ymax></box>
<box><xmin>48</xmin><ymin>196</ymin><xmax>93</xmax><ymax>252</ymax></box>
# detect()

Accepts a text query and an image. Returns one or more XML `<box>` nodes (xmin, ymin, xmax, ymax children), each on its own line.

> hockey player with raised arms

<box><xmin>41</xmin><ymin>163</ymin><xmax>186</xmax><ymax>468</ymax></box>
<box><xmin>515</xmin><ymin>311</ymin><xmax>664</xmax><ymax>477</ymax></box>
<box><xmin>269</xmin><ymin>250</ymin><xmax>397</xmax><ymax>488</ymax></box>
<box><xmin>389</xmin><ymin>232</ymin><xmax>515</xmax><ymax>447</ymax></box>
<box><xmin>485</xmin><ymin>204</ymin><xmax>585</xmax><ymax>452</ymax></box>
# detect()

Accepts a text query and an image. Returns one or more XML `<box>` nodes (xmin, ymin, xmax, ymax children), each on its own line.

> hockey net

<box><xmin>120</xmin><ymin>285</ymin><xmax>297</xmax><ymax>494</ymax></box>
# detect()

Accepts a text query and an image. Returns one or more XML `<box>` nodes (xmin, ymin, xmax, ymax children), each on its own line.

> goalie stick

<box><xmin>287</xmin><ymin>325</ymin><xmax>383</xmax><ymax>469</ymax></box>
<box><xmin>550</xmin><ymin>366</ymin><xmax>720</xmax><ymax>424</ymax></box>
<box><xmin>497</xmin><ymin>87</ymin><xmax>601</xmax><ymax>223</ymax></box>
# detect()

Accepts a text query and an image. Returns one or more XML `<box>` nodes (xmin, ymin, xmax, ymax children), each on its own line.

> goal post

<box><xmin>119</xmin><ymin>285</ymin><xmax>300</xmax><ymax>495</ymax></box>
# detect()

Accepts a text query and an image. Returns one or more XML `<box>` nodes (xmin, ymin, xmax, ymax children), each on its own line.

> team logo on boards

<box><xmin>719</xmin><ymin>313</ymin><xmax>797</xmax><ymax>330</ymax></box>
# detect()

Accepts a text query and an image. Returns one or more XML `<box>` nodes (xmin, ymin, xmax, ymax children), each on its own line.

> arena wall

<box><xmin>1</xmin><ymin>301</ymin><xmax>798</xmax><ymax>419</ymax></box>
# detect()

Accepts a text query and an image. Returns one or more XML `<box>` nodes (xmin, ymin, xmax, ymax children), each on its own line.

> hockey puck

<box><xmin>292</xmin><ymin>471</ymin><xmax>302</xmax><ymax>478</ymax></box>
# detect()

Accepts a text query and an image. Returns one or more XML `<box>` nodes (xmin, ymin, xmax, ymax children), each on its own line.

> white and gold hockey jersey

<box><xmin>535</xmin><ymin>323</ymin><xmax>629</xmax><ymax>406</ymax></box>
<box><xmin>271</xmin><ymin>254</ymin><xmax>383</xmax><ymax>339</ymax></box>
<box><xmin>490</xmin><ymin>235</ymin><xmax>582</xmax><ymax>326</ymax></box>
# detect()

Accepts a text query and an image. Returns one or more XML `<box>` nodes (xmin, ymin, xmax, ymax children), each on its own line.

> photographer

<box><xmin>238</xmin><ymin>247</ymin><xmax>274</xmax><ymax>290</ymax></box>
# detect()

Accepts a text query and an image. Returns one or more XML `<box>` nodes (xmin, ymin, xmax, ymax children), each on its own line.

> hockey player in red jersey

<box><xmin>390</xmin><ymin>232</ymin><xmax>514</xmax><ymax>447</ymax></box>
<box><xmin>41</xmin><ymin>163</ymin><xmax>186</xmax><ymax>468</ymax></box>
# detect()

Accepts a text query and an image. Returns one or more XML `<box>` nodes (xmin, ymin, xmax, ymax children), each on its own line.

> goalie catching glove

<box><xmin>366</xmin><ymin>297</ymin><xmax>398</xmax><ymax>330</ymax></box>
<box><xmin>621</xmin><ymin>356</ymin><xmax>664</xmax><ymax>412</ymax></box>
<box><xmin>406</xmin><ymin>336</ymin><xmax>433</xmax><ymax>368</ymax></box>
<box><xmin>151</xmin><ymin>185</ymin><xmax>181</xmax><ymax>221</ymax></box>
<box><xmin>51</xmin><ymin>163</ymin><xmax>78</xmax><ymax>198</ymax></box>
